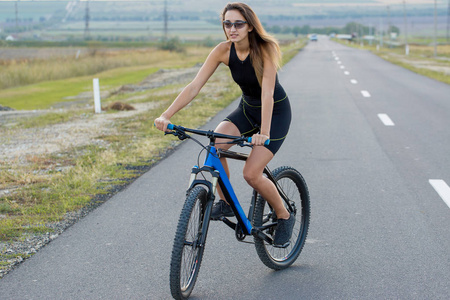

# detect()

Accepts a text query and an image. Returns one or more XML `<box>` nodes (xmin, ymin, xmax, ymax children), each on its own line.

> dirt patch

<box><xmin>0</xmin><ymin>102</ymin><xmax>160</xmax><ymax>164</ymax></box>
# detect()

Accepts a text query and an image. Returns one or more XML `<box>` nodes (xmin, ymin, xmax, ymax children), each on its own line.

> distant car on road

<box><xmin>309</xmin><ymin>34</ymin><xmax>318</xmax><ymax>42</ymax></box>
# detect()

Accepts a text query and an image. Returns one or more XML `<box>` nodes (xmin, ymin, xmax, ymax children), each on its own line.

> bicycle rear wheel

<box><xmin>253</xmin><ymin>166</ymin><xmax>310</xmax><ymax>270</ymax></box>
<box><xmin>170</xmin><ymin>186</ymin><xmax>210</xmax><ymax>299</ymax></box>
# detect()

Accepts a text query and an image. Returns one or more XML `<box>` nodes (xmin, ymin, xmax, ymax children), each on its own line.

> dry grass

<box><xmin>0</xmin><ymin>47</ymin><xmax>209</xmax><ymax>90</ymax></box>
<box><xmin>407</xmin><ymin>44</ymin><xmax>450</xmax><ymax>57</ymax></box>
<box><xmin>335</xmin><ymin>39</ymin><xmax>450</xmax><ymax>84</ymax></box>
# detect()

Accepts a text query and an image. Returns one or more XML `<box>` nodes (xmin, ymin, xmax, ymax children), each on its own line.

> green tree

<box><xmin>271</xmin><ymin>25</ymin><xmax>281</xmax><ymax>34</ymax></box>
<box><xmin>301</xmin><ymin>25</ymin><xmax>311</xmax><ymax>34</ymax></box>
<box><xmin>292</xmin><ymin>26</ymin><xmax>301</xmax><ymax>37</ymax></box>
<box><xmin>159</xmin><ymin>37</ymin><xmax>185</xmax><ymax>52</ymax></box>
<box><xmin>388</xmin><ymin>25</ymin><xmax>400</xmax><ymax>35</ymax></box>
<box><xmin>282</xmin><ymin>26</ymin><xmax>292</xmax><ymax>34</ymax></box>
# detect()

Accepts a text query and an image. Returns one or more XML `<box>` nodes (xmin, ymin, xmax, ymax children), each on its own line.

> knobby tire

<box><xmin>170</xmin><ymin>186</ymin><xmax>210</xmax><ymax>299</ymax></box>
<box><xmin>253</xmin><ymin>166</ymin><xmax>310</xmax><ymax>270</ymax></box>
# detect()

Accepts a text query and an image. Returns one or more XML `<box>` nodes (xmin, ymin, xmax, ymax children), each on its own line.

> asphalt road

<box><xmin>1</xmin><ymin>37</ymin><xmax>450</xmax><ymax>299</ymax></box>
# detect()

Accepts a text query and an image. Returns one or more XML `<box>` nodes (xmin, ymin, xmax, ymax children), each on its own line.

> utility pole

<box><xmin>163</xmin><ymin>0</ymin><xmax>168</xmax><ymax>41</ymax></box>
<box><xmin>379</xmin><ymin>17</ymin><xmax>384</xmax><ymax>48</ymax></box>
<box><xmin>15</xmin><ymin>1</ymin><xmax>19</xmax><ymax>34</ymax></box>
<box><xmin>403</xmin><ymin>0</ymin><xmax>409</xmax><ymax>55</ymax></box>
<box><xmin>84</xmin><ymin>0</ymin><xmax>90</xmax><ymax>40</ymax></box>
<box><xmin>447</xmin><ymin>0</ymin><xmax>450</xmax><ymax>43</ymax></box>
<box><xmin>434</xmin><ymin>0</ymin><xmax>438</xmax><ymax>57</ymax></box>
<box><xmin>387</xmin><ymin>5</ymin><xmax>391</xmax><ymax>47</ymax></box>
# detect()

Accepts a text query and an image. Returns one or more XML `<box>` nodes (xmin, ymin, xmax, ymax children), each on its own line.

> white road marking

<box><xmin>361</xmin><ymin>90</ymin><xmax>371</xmax><ymax>97</ymax></box>
<box><xmin>340</xmin><ymin>65</ymin><xmax>345</xmax><ymax>69</ymax></box>
<box><xmin>377</xmin><ymin>114</ymin><xmax>395</xmax><ymax>126</ymax></box>
<box><xmin>350</xmin><ymin>79</ymin><xmax>358</xmax><ymax>84</ymax></box>
<box><xmin>429</xmin><ymin>180</ymin><xmax>450</xmax><ymax>209</ymax></box>
<box><xmin>344</xmin><ymin>71</ymin><xmax>350</xmax><ymax>75</ymax></box>
<box><xmin>335</xmin><ymin>57</ymin><xmax>339</xmax><ymax>60</ymax></box>
<box><xmin>337</xmin><ymin>61</ymin><xmax>342</xmax><ymax>64</ymax></box>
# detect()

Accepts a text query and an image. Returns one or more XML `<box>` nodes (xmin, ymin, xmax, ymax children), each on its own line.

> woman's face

<box><xmin>223</xmin><ymin>9</ymin><xmax>252</xmax><ymax>44</ymax></box>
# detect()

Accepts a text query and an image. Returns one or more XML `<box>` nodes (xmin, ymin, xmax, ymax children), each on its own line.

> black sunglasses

<box><xmin>223</xmin><ymin>20</ymin><xmax>248</xmax><ymax>29</ymax></box>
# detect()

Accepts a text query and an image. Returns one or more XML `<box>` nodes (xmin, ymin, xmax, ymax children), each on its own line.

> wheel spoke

<box><xmin>253</xmin><ymin>167</ymin><xmax>310</xmax><ymax>270</ymax></box>
<box><xmin>170</xmin><ymin>187</ymin><xmax>209</xmax><ymax>299</ymax></box>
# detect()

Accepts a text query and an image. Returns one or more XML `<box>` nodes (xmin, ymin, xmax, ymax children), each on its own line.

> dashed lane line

<box><xmin>377</xmin><ymin>113</ymin><xmax>395</xmax><ymax>126</ymax></box>
<box><xmin>361</xmin><ymin>90</ymin><xmax>371</xmax><ymax>97</ymax></box>
<box><xmin>351</xmin><ymin>79</ymin><xmax>358</xmax><ymax>84</ymax></box>
<box><xmin>429</xmin><ymin>180</ymin><xmax>450</xmax><ymax>209</ymax></box>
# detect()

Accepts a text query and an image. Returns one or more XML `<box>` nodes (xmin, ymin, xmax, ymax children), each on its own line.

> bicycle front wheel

<box><xmin>170</xmin><ymin>186</ymin><xmax>210</xmax><ymax>299</ymax></box>
<box><xmin>253</xmin><ymin>166</ymin><xmax>310</xmax><ymax>270</ymax></box>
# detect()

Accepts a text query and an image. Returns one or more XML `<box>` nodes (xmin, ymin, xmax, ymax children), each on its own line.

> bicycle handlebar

<box><xmin>166</xmin><ymin>123</ymin><xmax>270</xmax><ymax>146</ymax></box>
<box><xmin>246</xmin><ymin>136</ymin><xmax>270</xmax><ymax>146</ymax></box>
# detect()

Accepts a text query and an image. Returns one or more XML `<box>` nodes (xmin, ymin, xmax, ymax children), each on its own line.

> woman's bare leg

<box><xmin>214</xmin><ymin>121</ymin><xmax>240</xmax><ymax>202</ymax></box>
<box><xmin>243</xmin><ymin>146</ymin><xmax>290</xmax><ymax>220</ymax></box>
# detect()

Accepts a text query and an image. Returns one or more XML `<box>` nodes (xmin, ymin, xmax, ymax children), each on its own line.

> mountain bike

<box><xmin>164</xmin><ymin>124</ymin><xmax>310</xmax><ymax>300</ymax></box>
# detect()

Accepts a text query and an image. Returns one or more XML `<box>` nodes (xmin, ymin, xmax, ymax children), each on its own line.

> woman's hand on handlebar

<box><xmin>250</xmin><ymin>133</ymin><xmax>270</xmax><ymax>146</ymax></box>
<box><xmin>154</xmin><ymin>115</ymin><xmax>171</xmax><ymax>132</ymax></box>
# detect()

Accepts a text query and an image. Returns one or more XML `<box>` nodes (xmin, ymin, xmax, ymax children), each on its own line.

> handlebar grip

<box><xmin>247</xmin><ymin>137</ymin><xmax>270</xmax><ymax>146</ymax></box>
<box><xmin>153</xmin><ymin>123</ymin><xmax>175</xmax><ymax>130</ymax></box>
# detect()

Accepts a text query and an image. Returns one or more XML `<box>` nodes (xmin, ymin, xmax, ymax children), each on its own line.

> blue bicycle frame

<box><xmin>201</xmin><ymin>146</ymin><xmax>253</xmax><ymax>234</ymax></box>
<box><xmin>167</xmin><ymin>123</ymin><xmax>284</xmax><ymax>244</ymax></box>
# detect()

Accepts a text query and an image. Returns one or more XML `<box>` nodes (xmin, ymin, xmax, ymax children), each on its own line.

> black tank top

<box><xmin>228</xmin><ymin>42</ymin><xmax>286</xmax><ymax>101</ymax></box>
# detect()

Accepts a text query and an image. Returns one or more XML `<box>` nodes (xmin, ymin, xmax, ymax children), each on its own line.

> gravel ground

<box><xmin>0</xmin><ymin>65</ymin><xmax>200</xmax><ymax>278</ymax></box>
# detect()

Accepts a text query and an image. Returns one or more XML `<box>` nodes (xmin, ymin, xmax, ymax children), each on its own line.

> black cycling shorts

<box><xmin>224</xmin><ymin>94</ymin><xmax>291</xmax><ymax>155</ymax></box>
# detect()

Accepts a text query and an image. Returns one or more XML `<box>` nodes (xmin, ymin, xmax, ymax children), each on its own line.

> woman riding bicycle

<box><xmin>154</xmin><ymin>2</ymin><xmax>293</xmax><ymax>247</ymax></box>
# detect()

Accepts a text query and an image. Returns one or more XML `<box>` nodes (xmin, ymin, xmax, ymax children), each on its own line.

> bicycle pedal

<box><xmin>273</xmin><ymin>241</ymin><xmax>291</xmax><ymax>248</ymax></box>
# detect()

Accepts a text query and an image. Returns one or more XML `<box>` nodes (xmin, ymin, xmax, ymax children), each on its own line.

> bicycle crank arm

<box><xmin>251</xmin><ymin>228</ymin><xmax>273</xmax><ymax>245</ymax></box>
<box><xmin>219</xmin><ymin>217</ymin><xmax>237</xmax><ymax>230</ymax></box>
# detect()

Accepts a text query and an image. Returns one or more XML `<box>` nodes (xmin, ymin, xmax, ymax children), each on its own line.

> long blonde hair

<box><xmin>221</xmin><ymin>2</ymin><xmax>282</xmax><ymax>86</ymax></box>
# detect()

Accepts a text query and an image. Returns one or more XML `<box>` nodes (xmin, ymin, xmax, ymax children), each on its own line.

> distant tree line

<box><xmin>265</xmin><ymin>22</ymin><xmax>400</xmax><ymax>37</ymax></box>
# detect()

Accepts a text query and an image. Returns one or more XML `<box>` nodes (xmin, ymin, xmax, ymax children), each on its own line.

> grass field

<box><xmin>0</xmin><ymin>47</ymin><xmax>211</xmax><ymax>110</ymax></box>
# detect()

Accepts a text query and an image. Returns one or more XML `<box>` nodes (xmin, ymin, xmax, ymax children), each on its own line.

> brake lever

<box><xmin>166</xmin><ymin>130</ymin><xmax>190</xmax><ymax>141</ymax></box>
<box><xmin>231</xmin><ymin>138</ymin><xmax>253</xmax><ymax>148</ymax></box>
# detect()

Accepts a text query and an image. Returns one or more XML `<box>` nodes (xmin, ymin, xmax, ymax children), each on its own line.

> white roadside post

<box><xmin>93</xmin><ymin>78</ymin><xmax>102</xmax><ymax>114</ymax></box>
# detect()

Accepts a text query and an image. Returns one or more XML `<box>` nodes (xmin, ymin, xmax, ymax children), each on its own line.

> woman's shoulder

<box><xmin>213</xmin><ymin>41</ymin><xmax>232</xmax><ymax>54</ymax></box>
<box><xmin>210</xmin><ymin>41</ymin><xmax>232</xmax><ymax>64</ymax></box>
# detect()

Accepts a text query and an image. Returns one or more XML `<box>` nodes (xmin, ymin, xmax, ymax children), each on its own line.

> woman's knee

<box><xmin>243</xmin><ymin>166</ymin><xmax>260</xmax><ymax>187</ymax></box>
<box><xmin>215</xmin><ymin>121</ymin><xmax>240</xmax><ymax>150</ymax></box>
